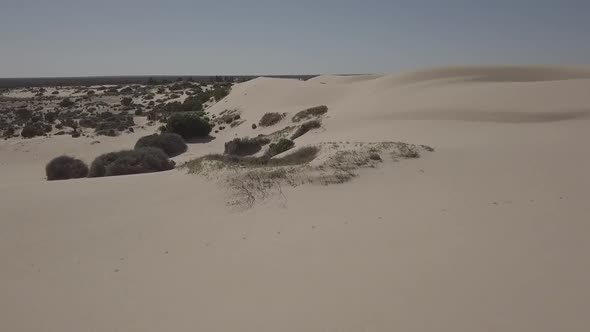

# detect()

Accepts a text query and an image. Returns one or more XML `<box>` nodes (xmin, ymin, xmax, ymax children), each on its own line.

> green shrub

<box><xmin>135</xmin><ymin>133</ymin><xmax>187</xmax><ymax>157</ymax></box>
<box><xmin>291</xmin><ymin>120</ymin><xmax>321</xmax><ymax>139</ymax></box>
<box><xmin>258</xmin><ymin>112</ymin><xmax>284</xmax><ymax>127</ymax></box>
<box><xmin>89</xmin><ymin>148</ymin><xmax>175</xmax><ymax>178</ymax></box>
<box><xmin>292</xmin><ymin>105</ymin><xmax>328</xmax><ymax>122</ymax></box>
<box><xmin>224</xmin><ymin>137</ymin><xmax>263</xmax><ymax>156</ymax></box>
<box><xmin>59</xmin><ymin>98</ymin><xmax>75</xmax><ymax>108</ymax></box>
<box><xmin>95</xmin><ymin>129</ymin><xmax>118</xmax><ymax>137</ymax></box>
<box><xmin>21</xmin><ymin>124</ymin><xmax>45</xmax><ymax>138</ymax></box>
<box><xmin>46</xmin><ymin>156</ymin><xmax>89</xmax><ymax>181</ymax></box>
<box><xmin>165</xmin><ymin>112</ymin><xmax>211</xmax><ymax>139</ymax></box>
<box><xmin>121</xmin><ymin>97</ymin><xmax>133</xmax><ymax>106</ymax></box>
<box><xmin>267</xmin><ymin>138</ymin><xmax>294</xmax><ymax>157</ymax></box>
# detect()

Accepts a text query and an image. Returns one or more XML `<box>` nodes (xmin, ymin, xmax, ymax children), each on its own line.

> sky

<box><xmin>1</xmin><ymin>0</ymin><xmax>589</xmax><ymax>77</ymax></box>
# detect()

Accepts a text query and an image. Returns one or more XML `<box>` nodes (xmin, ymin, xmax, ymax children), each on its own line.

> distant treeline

<box><xmin>0</xmin><ymin>75</ymin><xmax>318</xmax><ymax>89</ymax></box>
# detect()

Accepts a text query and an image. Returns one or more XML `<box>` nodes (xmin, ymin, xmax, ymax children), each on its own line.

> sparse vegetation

<box><xmin>135</xmin><ymin>133</ymin><xmax>187</xmax><ymax>157</ymax></box>
<box><xmin>224</xmin><ymin>137</ymin><xmax>264</xmax><ymax>156</ymax></box>
<box><xmin>45</xmin><ymin>156</ymin><xmax>89</xmax><ymax>181</ymax></box>
<box><xmin>292</xmin><ymin>105</ymin><xmax>328</xmax><ymax>122</ymax></box>
<box><xmin>291</xmin><ymin>120</ymin><xmax>321</xmax><ymax>139</ymax></box>
<box><xmin>183</xmin><ymin>146</ymin><xmax>320</xmax><ymax>174</ymax></box>
<box><xmin>267</xmin><ymin>138</ymin><xmax>295</xmax><ymax>157</ymax></box>
<box><xmin>258</xmin><ymin>112</ymin><xmax>285</xmax><ymax>127</ymax></box>
<box><xmin>89</xmin><ymin>148</ymin><xmax>175</xmax><ymax>178</ymax></box>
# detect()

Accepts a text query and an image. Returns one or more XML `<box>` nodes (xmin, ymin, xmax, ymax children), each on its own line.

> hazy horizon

<box><xmin>2</xmin><ymin>0</ymin><xmax>590</xmax><ymax>78</ymax></box>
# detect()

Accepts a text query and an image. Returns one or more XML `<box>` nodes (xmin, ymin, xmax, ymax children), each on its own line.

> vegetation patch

<box><xmin>266</xmin><ymin>138</ymin><xmax>295</xmax><ymax>157</ymax></box>
<box><xmin>183</xmin><ymin>146</ymin><xmax>319</xmax><ymax>174</ymax></box>
<box><xmin>292</xmin><ymin>105</ymin><xmax>328</xmax><ymax>122</ymax></box>
<box><xmin>291</xmin><ymin>120</ymin><xmax>321</xmax><ymax>139</ymax></box>
<box><xmin>258</xmin><ymin>112</ymin><xmax>285</xmax><ymax>127</ymax></box>
<box><xmin>224</xmin><ymin>137</ymin><xmax>267</xmax><ymax>156</ymax></box>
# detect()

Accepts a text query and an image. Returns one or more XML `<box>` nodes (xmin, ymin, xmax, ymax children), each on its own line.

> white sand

<box><xmin>1</xmin><ymin>66</ymin><xmax>590</xmax><ymax>331</ymax></box>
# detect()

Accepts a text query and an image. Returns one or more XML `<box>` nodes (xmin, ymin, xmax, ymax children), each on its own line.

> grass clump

<box><xmin>258</xmin><ymin>112</ymin><xmax>285</xmax><ymax>127</ymax></box>
<box><xmin>135</xmin><ymin>133</ymin><xmax>187</xmax><ymax>157</ymax></box>
<box><xmin>184</xmin><ymin>146</ymin><xmax>320</xmax><ymax>174</ymax></box>
<box><xmin>164</xmin><ymin>112</ymin><xmax>211</xmax><ymax>139</ymax></box>
<box><xmin>291</xmin><ymin>120</ymin><xmax>321</xmax><ymax>139</ymax></box>
<box><xmin>267</xmin><ymin>138</ymin><xmax>295</xmax><ymax>157</ymax></box>
<box><xmin>89</xmin><ymin>147</ymin><xmax>175</xmax><ymax>178</ymax></box>
<box><xmin>45</xmin><ymin>156</ymin><xmax>89</xmax><ymax>181</ymax></box>
<box><xmin>292</xmin><ymin>105</ymin><xmax>328</xmax><ymax>122</ymax></box>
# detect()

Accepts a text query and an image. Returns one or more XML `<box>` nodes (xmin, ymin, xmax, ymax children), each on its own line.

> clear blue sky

<box><xmin>1</xmin><ymin>0</ymin><xmax>589</xmax><ymax>77</ymax></box>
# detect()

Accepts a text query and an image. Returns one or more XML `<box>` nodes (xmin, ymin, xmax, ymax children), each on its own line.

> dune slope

<box><xmin>1</xmin><ymin>66</ymin><xmax>590</xmax><ymax>332</ymax></box>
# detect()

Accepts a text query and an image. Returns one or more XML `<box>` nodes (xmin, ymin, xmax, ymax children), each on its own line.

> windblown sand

<box><xmin>1</xmin><ymin>66</ymin><xmax>590</xmax><ymax>331</ymax></box>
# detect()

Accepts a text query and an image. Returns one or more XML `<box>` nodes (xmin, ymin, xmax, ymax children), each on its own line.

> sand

<box><xmin>1</xmin><ymin>65</ymin><xmax>590</xmax><ymax>331</ymax></box>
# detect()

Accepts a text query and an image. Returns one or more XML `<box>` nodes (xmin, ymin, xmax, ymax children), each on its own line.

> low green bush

<box><xmin>135</xmin><ymin>133</ymin><xmax>187</xmax><ymax>157</ymax></box>
<box><xmin>292</xmin><ymin>105</ymin><xmax>328</xmax><ymax>122</ymax></box>
<box><xmin>258</xmin><ymin>112</ymin><xmax>284</xmax><ymax>127</ymax></box>
<box><xmin>291</xmin><ymin>120</ymin><xmax>321</xmax><ymax>139</ymax></box>
<box><xmin>46</xmin><ymin>155</ymin><xmax>89</xmax><ymax>180</ymax></box>
<box><xmin>267</xmin><ymin>138</ymin><xmax>295</xmax><ymax>157</ymax></box>
<box><xmin>89</xmin><ymin>147</ymin><xmax>175</xmax><ymax>178</ymax></box>
<box><xmin>165</xmin><ymin>112</ymin><xmax>211</xmax><ymax>139</ymax></box>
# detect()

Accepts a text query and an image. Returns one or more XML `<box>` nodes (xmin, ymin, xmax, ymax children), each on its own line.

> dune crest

<box><xmin>393</xmin><ymin>65</ymin><xmax>590</xmax><ymax>84</ymax></box>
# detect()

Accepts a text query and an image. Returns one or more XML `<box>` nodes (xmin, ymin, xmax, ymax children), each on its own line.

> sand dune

<box><xmin>2</xmin><ymin>66</ymin><xmax>590</xmax><ymax>332</ymax></box>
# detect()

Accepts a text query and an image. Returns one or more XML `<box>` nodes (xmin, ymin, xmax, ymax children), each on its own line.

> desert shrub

<box><xmin>291</xmin><ymin>120</ymin><xmax>321</xmax><ymax>139</ymax></box>
<box><xmin>95</xmin><ymin>129</ymin><xmax>118</xmax><ymax>137</ymax></box>
<box><xmin>15</xmin><ymin>108</ymin><xmax>33</xmax><ymax>122</ymax></box>
<box><xmin>134</xmin><ymin>109</ymin><xmax>144</xmax><ymax>116</ymax></box>
<box><xmin>165</xmin><ymin>112</ymin><xmax>211</xmax><ymax>139</ymax></box>
<box><xmin>155</xmin><ymin>96</ymin><xmax>203</xmax><ymax>114</ymax></box>
<box><xmin>120</xmin><ymin>87</ymin><xmax>133</xmax><ymax>95</ymax></box>
<box><xmin>21</xmin><ymin>124</ymin><xmax>45</xmax><ymax>138</ymax></box>
<box><xmin>266</xmin><ymin>138</ymin><xmax>294</xmax><ymax>157</ymax></box>
<box><xmin>369</xmin><ymin>153</ymin><xmax>382</xmax><ymax>161</ymax></box>
<box><xmin>135</xmin><ymin>133</ymin><xmax>187</xmax><ymax>157</ymax></box>
<box><xmin>79</xmin><ymin>118</ymin><xmax>98</xmax><ymax>128</ymax></box>
<box><xmin>213</xmin><ymin>86</ymin><xmax>230</xmax><ymax>101</ymax></box>
<box><xmin>59</xmin><ymin>98</ymin><xmax>75</xmax><ymax>108</ymax></box>
<box><xmin>258</xmin><ymin>112</ymin><xmax>285</xmax><ymax>127</ymax></box>
<box><xmin>89</xmin><ymin>148</ymin><xmax>175</xmax><ymax>178</ymax></box>
<box><xmin>181</xmin><ymin>96</ymin><xmax>203</xmax><ymax>112</ymax></box>
<box><xmin>2</xmin><ymin>126</ymin><xmax>16</xmax><ymax>138</ymax></box>
<box><xmin>52</xmin><ymin>91</ymin><xmax>59</xmax><ymax>95</ymax></box>
<box><xmin>121</xmin><ymin>97</ymin><xmax>133</xmax><ymax>106</ymax></box>
<box><xmin>44</xmin><ymin>111</ymin><xmax>57</xmax><ymax>123</ymax></box>
<box><xmin>292</xmin><ymin>105</ymin><xmax>328</xmax><ymax>122</ymax></box>
<box><xmin>45</xmin><ymin>156</ymin><xmax>89</xmax><ymax>180</ymax></box>
<box><xmin>224</xmin><ymin>137</ymin><xmax>263</xmax><ymax>156</ymax></box>
<box><xmin>252</xmin><ymin>123</ymin><xmax>257</xmax><ymax>129</ymax></box>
